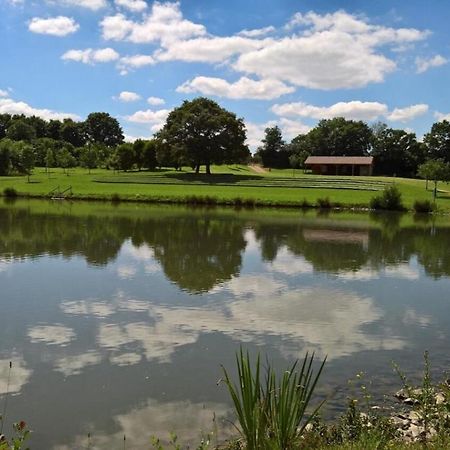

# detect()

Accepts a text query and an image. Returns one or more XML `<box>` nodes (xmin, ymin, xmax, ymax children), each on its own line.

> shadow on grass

<box><xmin>163</xmin><ymin>172</ymin><xmax>263</xmax><ymax>184</ymax></box>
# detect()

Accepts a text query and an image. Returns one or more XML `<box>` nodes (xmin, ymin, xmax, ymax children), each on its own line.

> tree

<box><xmin>0</xmin><ymin>114</ymin><xmax>12</xmax><ymax>139</ymax></box>
<box><xmin>80</xmin><ymin>145</ymin><xmax>98</xmax><ymax>173</ymax></box>
<box><xmin>85</xmin><ymin>112</ymin><xmax>124</xmax><ymax>147</ymax></box>
<box><xmin>424</xmin><ymin>120</ymin><xmax>450</xmax><ymax>163</ymax></box>
<box><xmin>115</xmin><ymin>143</ymin><xmax>135</xmax><ymax>171</ymax></box>
<box><xmin>157</xmin><ymin>97</ymin><xmax>248</xmax><ymax>174</ymax></box>
<box><xmin>142</xmin><ymin>139</ymin><xmax>158</xmax><ymax>170</ymax></box>
<box><xmin>61</xmin><ymin>119</ymin><xmax>86</xmax><ymax>147</ymax></box>
<box><xmin>18</xmin><ymin>143</ymin><xmax>36</xmax><ymax>182</ymax></box>
<box><xmin>57</xmin><ymin>147</ymin><xmax>77</xmax><ymax>175</ymax></box>
<box><xmin>255</xmin><ymin>126</ymin><xmax>286</xmax><ymax>168</ymax></box>
<box><xmin>6</xmin><ymin>119</ymin><xmax>36</xmax><ymax>141</ymax></box>
<box><xmin>306</xmin><ymin>117</ymin><xmax>373</xmax><ymax>156</ymax></box>
<box><xmin>47</xmin><ymin>119</ymin><xmax>62</xmax><ymax>140</ymax></box>
<box><xmin>45</xmin><ymin>148</ymin><xmax>56</xmax><ymax>174</ymax></box>
<box><xmin>371</xmin><ymin>125</ymin><xmax>425</xmax><ymax>177</ymax></box>
<box><xmin>418</xmin><ymin>159</ymin><xmax>450</xmax><ymax>199</ymax></box>
<box><xmin>0</xmin><ymin>139</ymin><xmax>12</xmax><ymax>175</ymax></box>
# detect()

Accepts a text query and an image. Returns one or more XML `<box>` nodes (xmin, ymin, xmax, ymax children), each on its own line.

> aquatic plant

<box><xmin>221</xmin><ymin>348</ymin><xmax>326</xmax><ymax>450</ymax></box>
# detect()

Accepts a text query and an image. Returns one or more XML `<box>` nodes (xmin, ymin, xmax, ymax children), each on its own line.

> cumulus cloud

<box><xmin>272</xmin><ymin>100</ymin><xmax>429</xmax><ymax>123</ymax></box>
<box><xmin>0</xmin><ymin>89</ymin><xmax>9</xmax><ymax>97</ymax></box>
<box><xmin>62</xmin><ymin>48</ymin><xmax>120</xmax><ymax>64</ymax></box>
<box><xmin>154</xmin><ymin>36</ymin><xmax>271</xmax><ymax>63</ymax></box>
<box><xmin>117</xmin><ymin>54</ymin><xmax>155</xmax><ymax>75</ymax></box>
<box><xmin>434</xmin><ymin>111</ymin><xmax>450</xmax><ymax>122</ymax></box>
<box><xmin>272</xmin><ymin>100</ymin><xmax>389</xmax><ymax>121</ymax></box>
<box><xmin>28</xmin><ymin>16</ymin><xmax>79</xmax><ymax>36</ymax></box>
<box><xmin>147</xmin><ymin>96</ymin><xmax>165</xmax><ymax>105</ymax></box>
<box><xmin>0</xmin><ymin>96</ymin><xmax>79</xmax><ymax>120</ymax></box>
<box><xmin>415</xmin><ymin>55</ymin><xmax>448</xmax><ymax>74</ymax></box>
<box><xmin>115</xmin><ymin>91</ymin><xmax>141</xmax><ymax>102</ymax></box>
<box><xmin>126</xmin><ymin>108</ymin><xmax>170</xmax><ymax>131</ymax></box>
<box><xmin>177</xmin><ymin>76</ymin><xmax>295</xmax><ymax>100</ymax></box>
<box><xmin>48</xmin><ymin>0</ymin><xmax>107</xmax><ymax>10</ymax></box>
<box><xmin>114</xmin><ymin>0</ymin><xmax>147</xmax><ymax>12</ymax></box>
<box><xmin>101</xmin><ymin>2</ymin><xmax>206</xmax><ymax>45</ymax></box>
<box><xmin>387</xmin><ymin>104</ymin><xmax>429</xmax><ymax>122</ymax></box>
<box><xmin>234</xmin><ymin>10</ymin><xmax>428</xmax><ymax>90</ymax></box>
<box><xmin>238</xmin><ymin>26</ymin><xmax>276</xmax><ymax>37</ymax></box>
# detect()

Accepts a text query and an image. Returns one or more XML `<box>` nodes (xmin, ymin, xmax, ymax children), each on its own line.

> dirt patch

<box><xmin>248</xmin><ymin>164</ymin><xmax>268</xmax><ymax>174</ymax></box>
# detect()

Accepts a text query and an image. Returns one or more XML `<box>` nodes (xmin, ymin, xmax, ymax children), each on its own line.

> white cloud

<box><xmin>117</xmin><ymin>54</ymin><xmax>155</xmax><ymax>75</ymax></box>
<box><xmin>62</xmin><ymin>48</ymin><xmax>120</xmax><ymax>64</ymax></box>
<box><xmin>0</xmin><ymin>89</ymin><xmax>9</xmax><ymax>97</ymax></box>
<box><xmin>124</xmin><ymin>133</ymin><xmax>152</xmax><ymax>142</ymax></box>
<box><xmin>147</xmin><ymin>96</ymin><xmax>165</xmax><ymax>106</ymax></box>
<box><xmin>28</xmin><ymin>324</ymin><xmax>75</xmax><ymax>346</ymax></box>
<box><xmin>434</xmin><ymin>111</ymin><xmax>450</xmax><ymax>122</ymax></box>
<box><xmin>115</xmin><ymin>0</ymin><xmax>147</xmax><ymax>12</ymax></box>
<box><xmin>48</xmin><ymin>0</ymin><xmax>107</xmax><ymax>10</ymax></box>
<box><xmin>177</xmin><ymin>76</ymin><xmax>295</xmax><ymax>100</ymax></box>
<box><xmin>126</xmin><ymin>108</ymin><xmax>170</xmax><ymax>131</ymax></box>
<box><xmin>415</xmin><ymin>55</ymin><xmax>448</xmax><ymax>73</ymax></box>
<box><xmin>272</xmin><ymin>100</ymin><xmax>389</xmax><ymax>121</ymax></box>
<box><xmin>28</xmin><ymin>16</ymin><xmax>79</xmax><ymax>36</ymax></box>
<box><xmin>238</xmin><ymin>26</ymin><xmax>275</xmax><ymax>38</ymax></box>
<box><xmin>234</xmin><ymin>11</ymin><xmax>428</xmax><ymax>90</ymax></box>
<box><xmin>101</xmin><ymin>2</ymin><xmax>206</xmax><ymax>45</ymax></box>
<box><xmin>155</xmin><ymin>35</ymin><xmax>270</xmax><ymax>63</ymax></box>
<box><xmin>115</xmin><ymin>91</ymin><xmax>141</xmax><ymax>102</ymax></box>
<box><xmin>0</xmin><ymin>96</ymin><xmax>79</xmax><ymax>120</ymax></box>
<box><xmin>245</xmin><ymin>120</ymin><xmax>277</xmax><ymax>148</ymax></box>
<box><xmin>387</xmin><ymin>104</ymin><xmax>429</xmax><ymax>122</ymax></box>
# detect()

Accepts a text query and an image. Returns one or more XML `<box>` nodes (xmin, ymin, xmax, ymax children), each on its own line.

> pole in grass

<box><xmin>0</xmin><ymin>361</ymin><xmax>12</xmax><ymax>435</ymax></box>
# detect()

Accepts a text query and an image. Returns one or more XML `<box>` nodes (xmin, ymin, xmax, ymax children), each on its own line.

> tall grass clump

<box><xmin>413</xmin><ymin>199</ymin><xmax>435</xmax><ymax>213</ymax></box>
<box><xmin>317</xmin><ymin>197</ymin><xmax>332</xmax><ymax>209</ymax></box>
<box><xmin>3</xmin><ymin>187</ymin><xmax>17</xmax><ymax>198</ymax></box>
<box><xmin>221</xmin><ymin>348</ymin><xmax>326</xmax><ymax>450</ymax></box>
<box><xmin>370</xmin><ymin>185</ymin><xmax>404</xmax><ymax>211</ymax></box>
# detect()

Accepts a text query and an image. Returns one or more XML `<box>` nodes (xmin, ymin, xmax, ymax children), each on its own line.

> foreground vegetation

<box><xmin>3</xmin><ymin>351</ymin><xmax>450</xmax><ymax>449</ymax></box>
<box><xmin>1</xmin><ymin>166</ymin><xmax>449</xmax><ymax>212</ymax></box>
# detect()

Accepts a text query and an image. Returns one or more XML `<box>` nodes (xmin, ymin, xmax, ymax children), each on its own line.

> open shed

<box><xmin>305</xmin><ymin>156</ymin><xmax>374</xmax><ymax>176</ymax></box>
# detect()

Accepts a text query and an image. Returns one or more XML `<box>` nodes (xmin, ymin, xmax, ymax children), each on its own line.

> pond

<box><xmin>1</xmin><ymin>199</ymin><xmax>450</xmax><ymax>449</ymax></box>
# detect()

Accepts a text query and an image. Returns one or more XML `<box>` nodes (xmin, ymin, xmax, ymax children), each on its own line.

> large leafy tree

<box><xmin>306</xmin><ymin>117</ymin><xmax>373</xmax><ymax>156</ymax></box>
<box><xmin>6</xmin><ymin>119</ymin><xmax>36</xmax><ymax>141</ymax></box>
<box><xmin>256</xmin><ymin>126</ymin><xmax>287</xmax><ymax>168</ymax></box>
<box><xmin>371</xmin><ymin>124</ymin><xmax>425</xmax><ymax>176</ymax></box>
<box><xmin>61</xmin><ymin>119</ymin><xmax>86</xmax><ymax>147</ymax></box>
<box><xmin>84</xmin><ymin>112</ymin><xmax>124</xmax><ymax>147</ymax></box>
<box><xmin>157</xmin><ymin>97</ymin><xmax>249</xmax><ymax>174</ymax></box>
<box><xmin>423</xmin><ymin>120</ymin><xmax>450</xmax><ymax>163</ymax></box>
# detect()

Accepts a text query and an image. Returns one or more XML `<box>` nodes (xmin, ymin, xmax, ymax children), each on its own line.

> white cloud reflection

<box><xmin>28</xmin><ymin>324</ymin><xmax>75</xmax><ymax>346</ymax></box>
<box><xmin>0</xmin><ymin>356</ymin><xmax>32</xmax><ymax>395</ymax></box>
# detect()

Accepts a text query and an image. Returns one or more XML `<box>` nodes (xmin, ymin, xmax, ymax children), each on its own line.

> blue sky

<box><xmin>1</xmin><ymin>0</ymin><xmax>449</xmax><ymax>147</ymax></box>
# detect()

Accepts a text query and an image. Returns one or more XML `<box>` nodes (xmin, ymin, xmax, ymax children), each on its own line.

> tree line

<box><xmin>1</xmin><ymin>97</ymin><xmax>450</xmax><ymax>180</ymax></box>
<box><xmin>254</xmin><ymin>117</ymin><xmax>450</xmax><ymax>180</ymax></box>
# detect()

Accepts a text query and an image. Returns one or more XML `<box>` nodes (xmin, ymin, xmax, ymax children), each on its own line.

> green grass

<box><xmin>1</xmin><ymin>165</ymin><xmax>449</xmax><ymax>211</ymax></box>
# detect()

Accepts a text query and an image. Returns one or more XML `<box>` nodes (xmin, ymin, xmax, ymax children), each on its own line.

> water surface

<box><xmin>1</xmin><ymin>200</ymin><xmax>450</xmax><ymax>449</ymax></box>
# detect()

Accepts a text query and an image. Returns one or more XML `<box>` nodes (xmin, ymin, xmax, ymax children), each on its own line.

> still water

<box><xmin>1</xmin><ymin>199</ymin><xmax>450</xmax><ymax>449</ymax></box>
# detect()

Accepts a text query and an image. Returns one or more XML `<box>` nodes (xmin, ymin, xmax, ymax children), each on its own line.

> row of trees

<box><xmin>0</xmin><ymin>98</ymin><xmax>251</xmax><ymax>176</ymax></box>
<box><xmin>255</xmin><ymin>117</ymin><xmax>450</xmax><ymax>178</ymax></box>
<box><xmin>1</xmin><ymin>97</ymin><xmax>450</xmax><ymax>179</ymax></box>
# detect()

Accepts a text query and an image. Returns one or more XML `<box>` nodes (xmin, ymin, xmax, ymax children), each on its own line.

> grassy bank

<box><xmin>0</xmin><ymin>166</ymin><xmax>449</xmax><ymax>211</ymax></box>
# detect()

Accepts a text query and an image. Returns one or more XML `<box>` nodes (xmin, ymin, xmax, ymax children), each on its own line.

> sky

<box><xmin>0</xmin><ymin>0</ymin><xmax>449</xmax><ymax>148</ymax></box>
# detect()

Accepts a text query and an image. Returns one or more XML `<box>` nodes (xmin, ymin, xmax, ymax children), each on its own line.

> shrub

<box><xmin>300</xmin><ymin>198</ymin><xmax>312</xmax><ymax>209</ymax></box>
<box><xmin>3</xmin><ymin>187</ymin><xmax>18</xmax><ymax>198</ymax></box>
<box><xmin>370</xmin><ymin>185</ymin><xmax>404</xmax><ymax>211</ymax></box>
<box><xmin>111</xmin><ymin>193</ymin><xmax>121</xmax><ymax>203</ymax></box>
<box><xmin>317</xmin><ymin>197</ymin><xmax>332</xmax><ymax>209</ymax></box>
<box><xmin>413</xmin><ymin>199</ymin><xmax>435</xmax><ymax>213</ymax></box>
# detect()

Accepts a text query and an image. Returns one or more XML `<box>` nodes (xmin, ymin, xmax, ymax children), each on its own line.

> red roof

<box><xmin>305</xmin><ymin>156</ymin><xmax>373</xmax><ymax>165</ymax></box>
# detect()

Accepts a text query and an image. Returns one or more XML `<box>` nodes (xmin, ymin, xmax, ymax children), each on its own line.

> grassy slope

<box><xmin>1</xmin><ymin>165</ymin><xmax>449</xmax><ymax>211</ymax></box>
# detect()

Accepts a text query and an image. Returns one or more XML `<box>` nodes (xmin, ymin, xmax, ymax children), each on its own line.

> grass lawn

<box><xmin>1</xmin><ymin>165</ymin><xmax>449</xmax><ymax>211</ymax></box>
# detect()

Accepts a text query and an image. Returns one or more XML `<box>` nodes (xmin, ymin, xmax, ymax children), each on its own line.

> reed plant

<box><xmin>221</xmin><ymin>348</ymin><xmax>326</xmax><ymax>450</ymax></box>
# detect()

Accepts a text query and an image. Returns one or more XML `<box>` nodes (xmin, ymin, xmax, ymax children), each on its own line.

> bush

<box><xmin>3</xmin><ymin>187</ymin><xmax>18</xmax><ymax>198</ymax></box>
<box><xmin>413</xmin><ymin>199</ymin><xmax>435</xmax><ymax>213</ymax></box>
<box><xmin>111</xmin><ymin>193</ymin><xmax>121</xmax><ymax>203</ymax></box>
<box><xmin>300</xmin><ymin>198</ymin><xmax>312</xmax><ymax>209</ymax></box>
<box><xmin>370</xmin><ymin>185</ymin><xmax>404</xmax><ymax>211</ymax></box>
<box><xmin>317</xmin><ymin>197</ymin><xmax>332</xmax><ymax>209</ymax></box>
